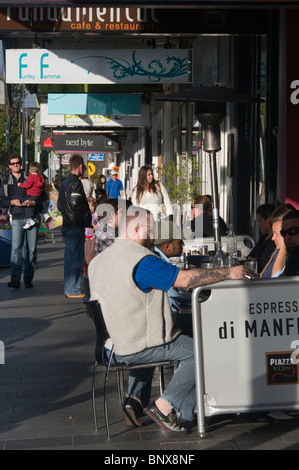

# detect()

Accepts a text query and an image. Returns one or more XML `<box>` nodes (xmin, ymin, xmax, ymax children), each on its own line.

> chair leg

<box><xmin>104</xmin><ymin>367</ymin><xmax>111</xmax><ymax>440</ymax></box>
<box><xmin>104</xmin><ymin>349</ymin><xmax>116</xmax><ymax>440</ymax></box>
<box><xmin>116</xmin><ymin>371</ymin><xmax>121</xmax><ymax>402</ymax></box>
<box><xmin>117</xmin><ymin>369</ymin><xmax>125</xmax><ymax>404</ymax></box>
<box><xmin>91</xmin><ymin>359</ymin><xmax>112</xmax><ymax>438</ymax></box>
<box><xmin>91</xmin><ymin>362</ymin><xmax>98</xmax><ymax>431</ymax></box>
<box><xmin>159</xmin><ymin>366</ymin><xmax>165</xmax><ymax>394</ymax></box>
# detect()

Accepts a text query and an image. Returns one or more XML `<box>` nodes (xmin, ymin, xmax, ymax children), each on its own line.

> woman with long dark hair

<box><xmin>131</xmin><ymin>166</ymin><xmax>173</xmax><ymax>221</ymax></box>
<box><xmin>96</xmin><ymin>174</ymin><xmax>107</xmax><ymax>201</ymax></box>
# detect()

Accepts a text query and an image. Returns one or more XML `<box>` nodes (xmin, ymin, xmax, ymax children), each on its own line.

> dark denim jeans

<box><xmin>115</xmin><ymin>335</ymin><xmax>195</xmax><ymax>420</ymax></box>
<box><xmin>62</xmin><ymin>227</ymin><xmax>85</xmax><ymax>296</ymax></box>
<box><xmin>11</xmin><ymin>216</ymin><xmax>40</xmax><ymax>284</ymax></box>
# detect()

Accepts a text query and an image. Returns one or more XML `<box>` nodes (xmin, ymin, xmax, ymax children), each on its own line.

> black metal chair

<box><xmin>84</xmin><ymin>298</ymin><xmax>175</xmax><ymax>439</ymax></box>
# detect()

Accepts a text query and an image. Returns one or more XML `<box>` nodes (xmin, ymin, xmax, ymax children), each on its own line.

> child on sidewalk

<box><xmin>84</xmin><ymin>198</ymin><xmax>98</xmax><ymax>275</ymax></box>
<box><xmin>18</xmin><ymin>162</ymin><xmax>50</xmax><ymax>229</ymax></box>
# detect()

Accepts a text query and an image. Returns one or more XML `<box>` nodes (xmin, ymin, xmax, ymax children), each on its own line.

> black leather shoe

<box><xmin>122</xmin><ymin>396</ymin><xmax>144</xmax><ymax>427</ymax></box>
<box><xmin>25</xmin><ymin>282</ymin><xmax>33</xmax><ymax>288</ymax></box>
<box><xmin>8</xmin><ymin>280</ymin><xmax>20</xmax><ymax>289</ymax></box>
<box><xmin>145</xmin><ymin>401</ymin><xmax>186</xmax><ymax>433</ymax></box>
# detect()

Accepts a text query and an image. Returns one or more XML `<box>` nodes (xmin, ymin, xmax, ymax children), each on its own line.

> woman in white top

<box><xmin>80</xmin><ymin>176</ymin><xmax>96</xmax><ymax>200</ymax></box>
<box><xmin>131</xmin><ymin>166</ymin><xmax>173</xmax><ymax>221</ymax></box>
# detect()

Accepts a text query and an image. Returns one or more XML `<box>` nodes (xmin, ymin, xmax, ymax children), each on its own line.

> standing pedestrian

<box><xmin>0</xmin><ymin>154</ymin><xmax>41</xmax><ymax>289</ymax></box>
<box><xmin>105</xmin><ymin>170</ymin><xmax>124</xmax><ymax>199</ymax></box>
<box><xmin>58</xmin><ymin>154</ymin><xmax>92</xmax><ymax>299</ymax></box>
<box><xmin>18</xmin><ymin>161</ymin><xmax>50</xmax><ymax>229</ymax></box>
<box><xmin>80</xmin><ymin>175</ymin><xmax>96</xmax><ymax>200</ymax></box>
<box><xmin>96</xmin><ymin>174</ymin><xmax>107</xmax><ymax>201</ymax></box>
<box><xmin>84</xmin><ymin>198</ymin><xmax>98</xmax><ymax>270</ymax></box>
<box><xmin>131</xmin><ymin>166</ymin><xmax>173</xmax><ymax>221</ymax></box>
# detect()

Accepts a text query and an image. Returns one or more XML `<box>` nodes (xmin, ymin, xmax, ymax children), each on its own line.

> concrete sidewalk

<box><xmin>0</xmin><ymin>231</ymin><xmax>299</xmax><ymax>450</ymax></box>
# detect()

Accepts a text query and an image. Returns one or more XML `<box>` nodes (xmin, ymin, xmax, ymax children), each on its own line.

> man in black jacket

<box><xmin>0</xmin><ymin>154</ymin><xmax>41</xmax><ymax>289</ymax></box>
<box><xmin>58</xmin><ymin>154</ymin><xmax>92</xmax><ymax>299</ymax></box>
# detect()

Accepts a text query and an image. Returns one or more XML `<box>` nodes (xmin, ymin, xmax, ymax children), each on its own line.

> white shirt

<box><xmin>81</xmin><ymin>178</ymin><xmax>96</xmax><ymax>199</ymax></box>
<box><xmin>131</xmin><ymin>182</ymin><xmax>173</xmax><ymax>221</ymax></box>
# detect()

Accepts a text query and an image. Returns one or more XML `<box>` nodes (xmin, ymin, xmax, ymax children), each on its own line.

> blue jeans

<box><xmin>11</xmin><ymin>216</ymin><xmax>40</xmax><ymax>284</ymax></box>
<box><xmin>115</xmin><ymin>335</ymin><xmax>195</xmax><ymax>421</ymax></box>
<box><xmin>62</xmin><ymin>227</ymin><xmax>85</xmax><ymax>296</ymax></box>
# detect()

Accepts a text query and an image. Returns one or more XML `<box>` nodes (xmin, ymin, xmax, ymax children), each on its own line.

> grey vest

<box><xmin>88</xmin><ymin>238</ymin><xmax>179</xmax><ymax>356</ymax></box>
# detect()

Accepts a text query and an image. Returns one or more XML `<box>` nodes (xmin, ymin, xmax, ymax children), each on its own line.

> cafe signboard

<box><xmin>6</xmin><ymin>48</ymin><xmax>192</xmax><ymax>84</ymax></box>
<box><xmin>0</xmin><ymin>7</ymin><xmax>160</xmax><ymax>32</ymax></box>
<box><xmin>0</xmin><ymin>6</ymin><xmax>272</xmax><ymax>35</ymax></box>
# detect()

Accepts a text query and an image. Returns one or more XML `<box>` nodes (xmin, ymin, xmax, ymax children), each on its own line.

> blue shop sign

<box><xmin>48</xmin><ymin>93</ymin><xmax>141</xmax><ymax>115</ymax></box>
<box><xmin>88</xmin><ymin>153</ymin><xmax>105</xmax><ymax>161</ymax></box>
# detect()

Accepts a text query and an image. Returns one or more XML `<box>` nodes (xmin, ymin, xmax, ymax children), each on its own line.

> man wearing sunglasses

<box><xmin>280</xmin><ymin>210</ymin><xmax>299</xmax><ymax>276</ymax></box>
<box><xmin>0</xmin><ymin>154</ymin><xmax>41</xmax><ymax>289</ymax></box>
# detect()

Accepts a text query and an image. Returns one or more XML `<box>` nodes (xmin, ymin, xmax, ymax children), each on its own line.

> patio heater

<box><xmin>154</xmin><ymin>86</ymin><xmax>260</xmax><ymax>251</ymax></box>
<box><xmin>194</xmin><ymin>100</ymin><xmax>226</xmax><ymax>246</ymax></box>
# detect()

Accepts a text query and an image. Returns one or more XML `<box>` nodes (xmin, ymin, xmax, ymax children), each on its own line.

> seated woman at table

<box><xmin>247</xmin><ymin>203</ymin><xmax>276</xmax><ymax>274</ymax></box>
<box><xmin>260</xmin><ymin>203</ymin><xmax>295</xmax><ymax>278</ymax></box>
<box><xmin>190</xmin><ymin>194</ymin><xmax>228</xmax><ymax>238</ymax></box>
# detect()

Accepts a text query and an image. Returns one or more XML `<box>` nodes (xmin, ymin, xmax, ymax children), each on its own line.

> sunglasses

<box><xmin>10</xmin><ymin>161</ymin><xmax>21</xmax><ymax>166</ymax></box>
<box><xmin>280</xmin><ymin>227</ymin><xmax>299</xmax><ymax>238</ymax></box>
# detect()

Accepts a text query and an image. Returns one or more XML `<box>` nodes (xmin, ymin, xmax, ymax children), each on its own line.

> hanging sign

<box><xmin>5</xmin><ymin>48</ymin><xmax>192</xmax><ymax>84</ymax></box>
<box><xmin>48</xmin><ymin>93</ymin><xmax>141</xmax><ymax>115</ymax></box>
<box><xmin>40</xmin><ymin>103</ymin><xmax>150</xmax><ymax>127</ymax></box>
<box><xmin>53</xmin><ymin>133</ymin><xmax>118</xmax><ymax>153</ymax></box>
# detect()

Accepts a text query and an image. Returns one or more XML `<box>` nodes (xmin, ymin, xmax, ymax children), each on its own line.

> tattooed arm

<box><xmin>173</xmin><ymin>265</ymin><xmax>257</xmax><ymax>290</ymax></box>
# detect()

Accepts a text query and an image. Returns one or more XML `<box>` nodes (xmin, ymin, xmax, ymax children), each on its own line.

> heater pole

<box><xmin>195</xmin><ymin>102</ymin><xmax>226</xmax><ymax>250</ymax></box>
<box><xmin>209</xmin><ymin>150</ymin><xmax>221</xmax><ymax>246</ymax></box>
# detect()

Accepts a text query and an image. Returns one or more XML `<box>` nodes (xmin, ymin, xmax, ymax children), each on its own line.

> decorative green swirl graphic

<box><xmin>71</xmin><ymin>50</ymin><xmax>190</xmax><ymax>82</ymax></box>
